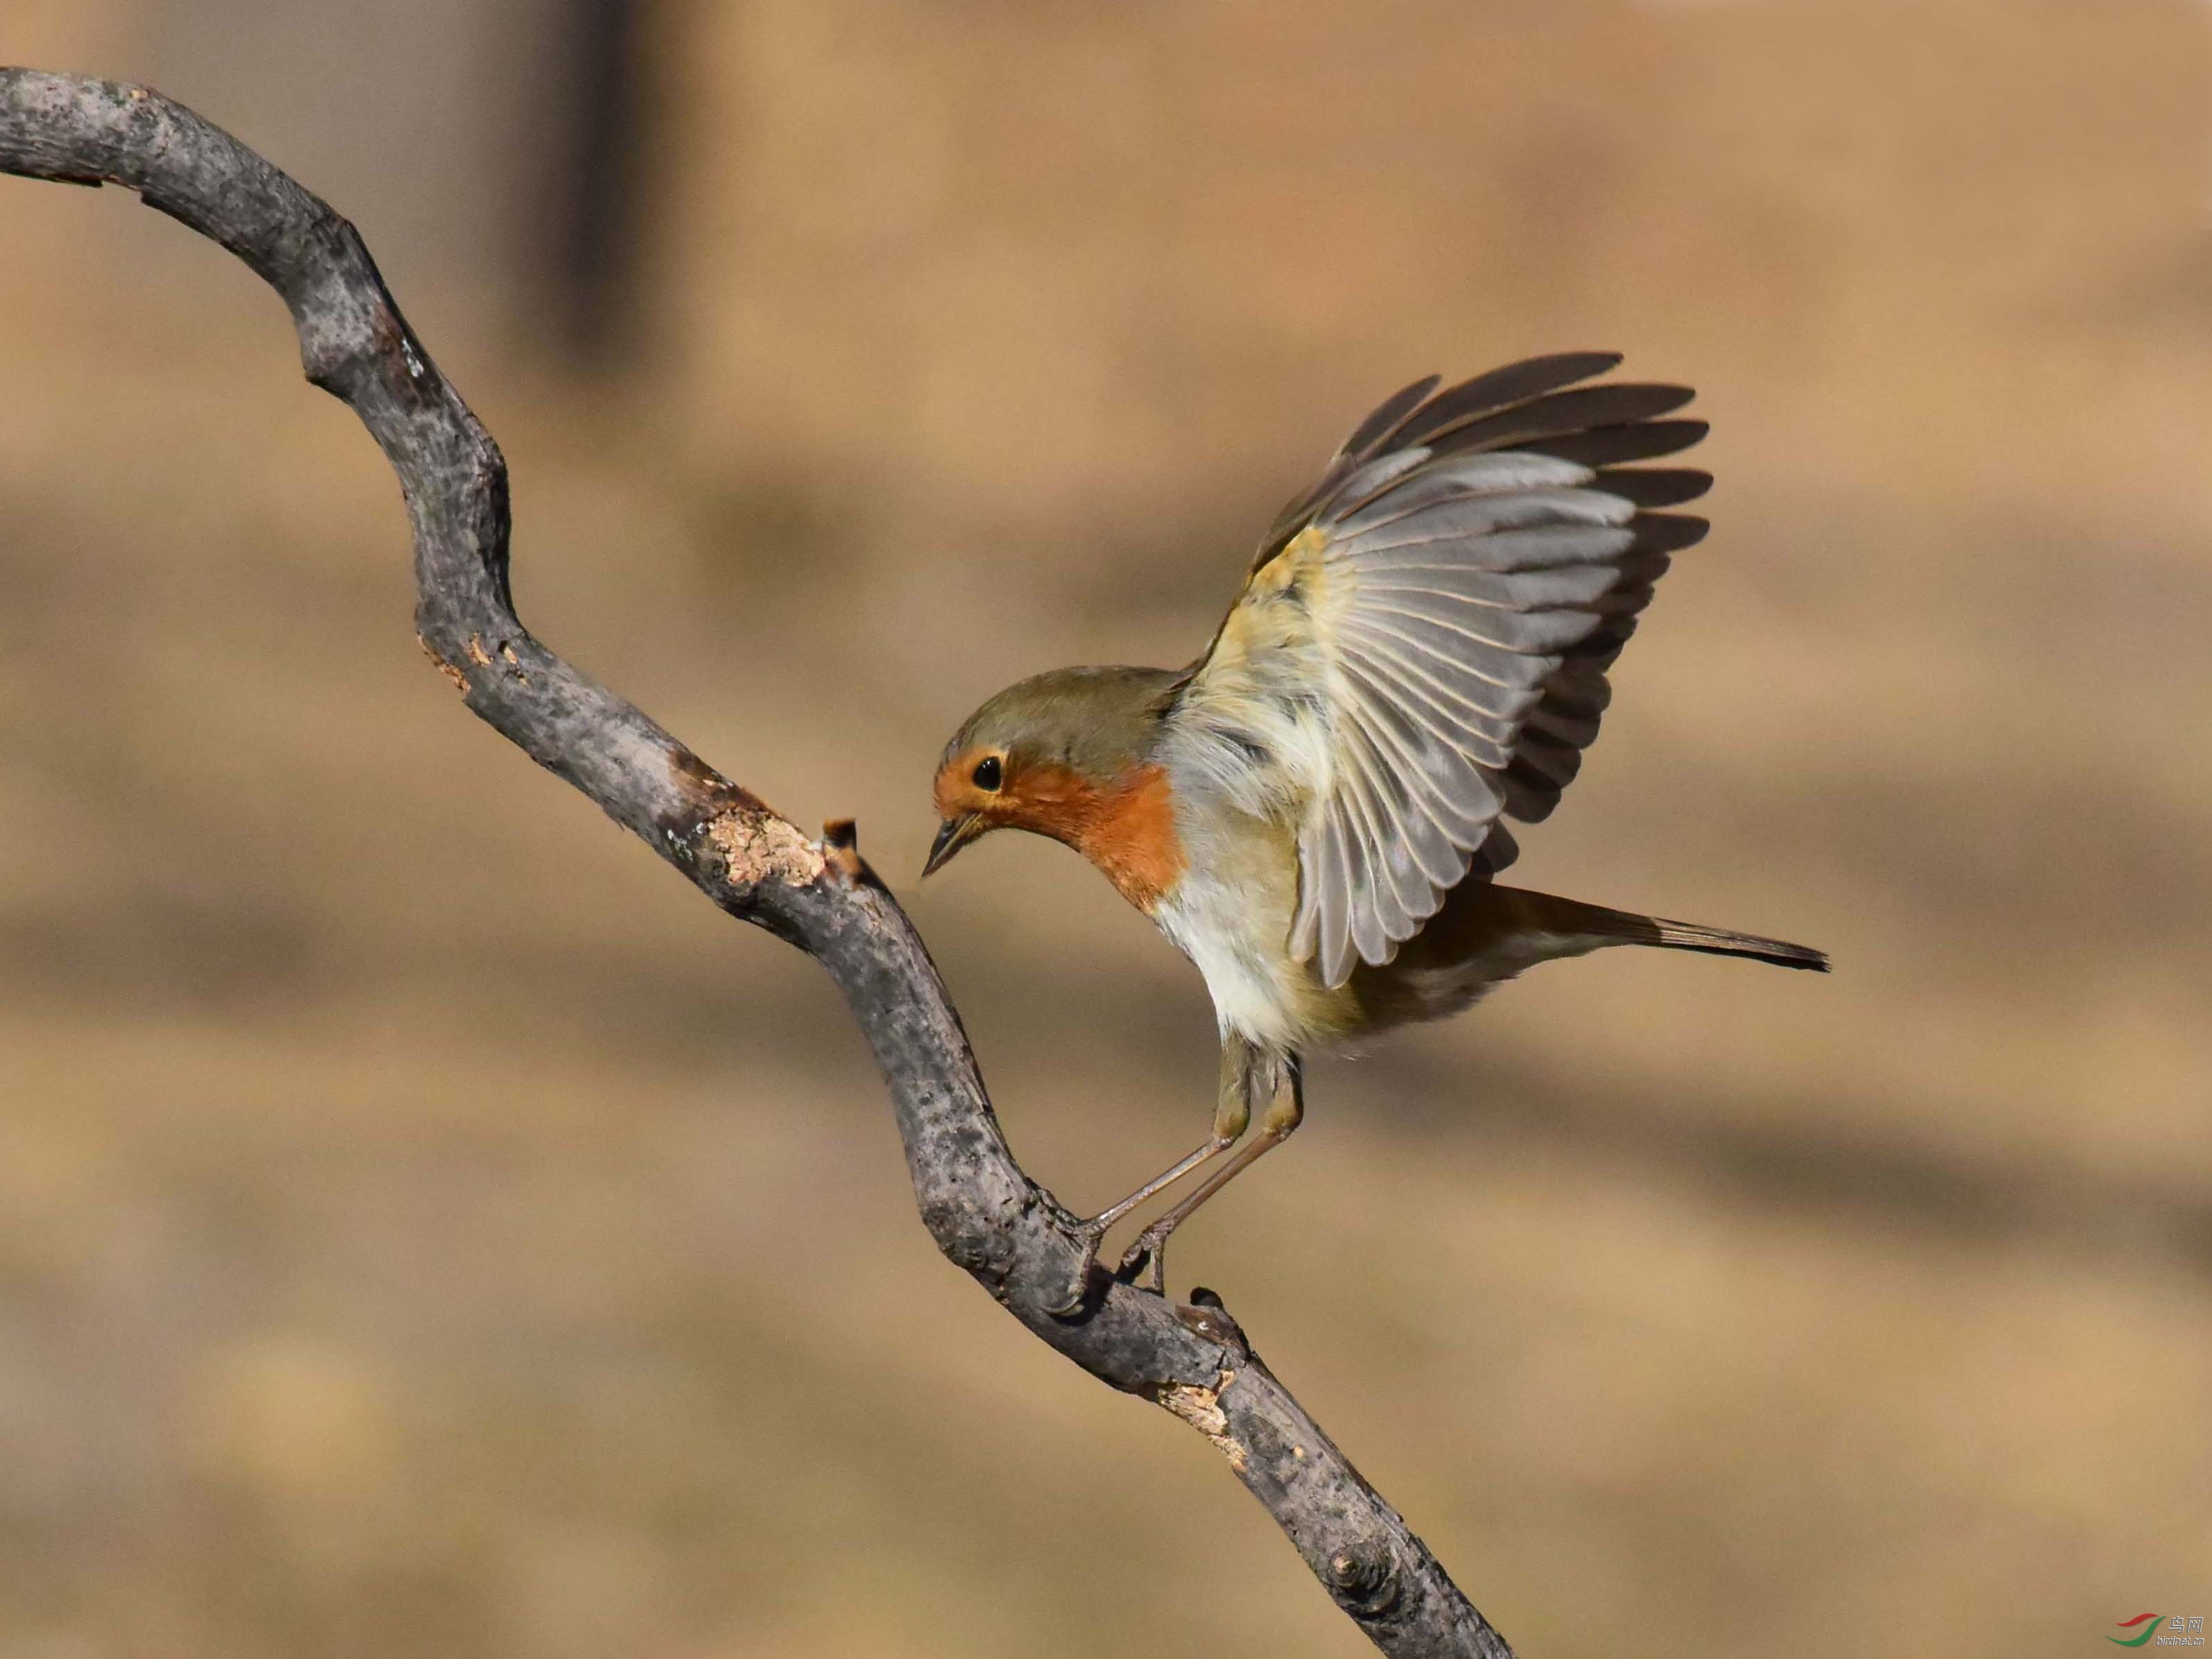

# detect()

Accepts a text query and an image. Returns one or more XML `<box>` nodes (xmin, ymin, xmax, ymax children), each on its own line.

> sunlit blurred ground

<box><xmin>3</xmin><ymin>3</ymin><xmax>2211</xmax><ymax>1655</ymax></box>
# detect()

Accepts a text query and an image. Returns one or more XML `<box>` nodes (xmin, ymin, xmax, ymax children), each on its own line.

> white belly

<box><xmin>1151</xmin><ymin>867</ymin><xmax>1308</xmax><ymax>1052</ymax></box>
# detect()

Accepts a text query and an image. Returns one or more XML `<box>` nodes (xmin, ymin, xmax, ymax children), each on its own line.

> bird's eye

<box><xmin>972</xmin><ymin>755</ymin><xmax>1003</xmax><ymax>791</ymax></box>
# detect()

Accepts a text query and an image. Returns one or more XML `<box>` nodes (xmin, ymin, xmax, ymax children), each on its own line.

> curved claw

<box><xmin>1115</xmin><ymin>1232</ymin><xmax>1168</xmax><ymax>1296</ymax></box>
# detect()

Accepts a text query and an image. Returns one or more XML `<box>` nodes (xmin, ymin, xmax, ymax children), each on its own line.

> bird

<box><xmin>920</xmin><ymin>353</ymin><xmax>1827</xmax><ymax>1308</ymax></box>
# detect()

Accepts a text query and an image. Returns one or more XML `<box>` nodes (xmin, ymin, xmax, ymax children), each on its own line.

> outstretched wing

<box><xmin>1167</xmin><ymin>353</ymin><xmax>1710</xmax><ymax>988</ymax></box>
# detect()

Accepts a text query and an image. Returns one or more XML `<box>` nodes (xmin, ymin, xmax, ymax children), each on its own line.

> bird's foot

<box><xmin>1044</xmin><ymin>1220</ymin><xmax>1115</xmax><ymax>1318</ymax></box>
<box><xmin>1114</xmin><ymin>1227</ymin><xmax>1170</xmax><ymax>1297</ymax></box>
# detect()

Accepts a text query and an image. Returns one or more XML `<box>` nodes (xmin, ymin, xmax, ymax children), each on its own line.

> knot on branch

<box><xmin>1328</xmin><ymin>1544</ymin><xmax>1405</xmax><ymax>1619</ymax></box>
<box><xmin>1177</xmin><ymin>1287</ymin><xmax>1251</xmax><ymax>1361</ymax></box>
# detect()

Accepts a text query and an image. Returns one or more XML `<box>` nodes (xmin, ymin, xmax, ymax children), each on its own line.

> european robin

<box><xmin>922</xmin><ymin>353</ymin><xmax>1827</xmax><ymax>1307</ymax></box>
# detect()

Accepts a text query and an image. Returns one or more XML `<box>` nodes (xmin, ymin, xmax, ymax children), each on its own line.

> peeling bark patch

<box><xmin>1159</xmin><ymin>1370</ymin><xmax>1247</xmax><ymax>1470</ymax></box>
<box><xmin>705</xmin><ymin>809</ymin><xmax>826</xmax><ymax>888</ymax></box>
<box><xmin>465</xmin><ymin>633</ymin><xmax>493</xmax><ymax>667</ymax></box>
<box><xmin>417</xmin><ymin>634</ymin><xmax>467</xmax><ymax>694</ymax></box>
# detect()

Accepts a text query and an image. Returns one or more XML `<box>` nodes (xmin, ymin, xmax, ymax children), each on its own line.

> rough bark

<box><xmin>0</xmin><ymin>67</ymin><xmax>1515</xmax><ymax>1658</ymax></box>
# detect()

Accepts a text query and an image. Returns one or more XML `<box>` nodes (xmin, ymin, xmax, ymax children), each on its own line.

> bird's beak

<box><xmin>922</xmin><ymin>812</ymin><xmax>984</xmax><ymax>879</ymax></box>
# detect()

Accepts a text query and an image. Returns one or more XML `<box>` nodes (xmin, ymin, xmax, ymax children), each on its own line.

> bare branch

<box><xmin>0</xmin><ymin>67</ymin><xmax>1514</xmax><ymax>1658</ymax></box>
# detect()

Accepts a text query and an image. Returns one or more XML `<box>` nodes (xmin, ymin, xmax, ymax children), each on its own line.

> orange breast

<box><xmin>1008</xmin><ymin>761</ymin><xmax>1187</xmax><ymax>911</ymax></box>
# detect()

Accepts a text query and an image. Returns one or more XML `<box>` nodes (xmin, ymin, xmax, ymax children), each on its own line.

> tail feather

<box><xmin>1519</xmin><ymin>889</ymin><xmax>1831</xmax><ymax>972</ymax></box>
<box><xmin>1353</xmin><ymin>884</ymin><xmax>1825</xmax><ymax>1034</ymax></box>
<box><xmin>1628</xmin><ymin>914</ymin><xmax>1830</xmax><ymax>972</ymax></box>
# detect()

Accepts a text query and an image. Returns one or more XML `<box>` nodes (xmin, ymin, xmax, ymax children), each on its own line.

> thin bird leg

<box><xmin>1046</xmin><ymin>1036</ymin><xmax>1258</xmax><ymax>1315</ymax></box>
<box><xmin>1120</xmin><ymin>1052</ymin><xmax>1305</xmax><ymax>1295</ymax></box>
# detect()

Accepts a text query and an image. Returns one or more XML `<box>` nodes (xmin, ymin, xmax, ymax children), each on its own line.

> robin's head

<box><xmin>923</xmin><ymin>666</ymin><xmax>1181</xmax><ymax>879</ymax></box>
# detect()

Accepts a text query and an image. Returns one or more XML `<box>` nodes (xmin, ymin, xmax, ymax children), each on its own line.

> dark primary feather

<box><xmin>1391</xmin><ymin>352</ymin><xmax>1626</xmax><ymax>448</ymax></box>
<box><xmin>1417</xmin><ymin>382</ymin><xmax>1697</xmax><ymax>455</ymax></box>
<box><xmin>1339</xmin><ymin>373</ymin><xmax>1441</xmax><ymax>458</ymax></box>
<box><xmin>1534</xmin><ymin>419</ymin><xmax>1709</xmax><ymax>467</ymax></box>
<box><xmin>1253</xmin><ymin>352</ymin><xmax>1627</xmax><ymax>571</ymax></box>
<box><xmin>1591</xmin><ymin>468</ymin><xmax>1712</xmax><ymax>510</ymax></box>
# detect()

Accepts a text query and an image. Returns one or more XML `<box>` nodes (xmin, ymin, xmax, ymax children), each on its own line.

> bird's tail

<box><xmin>1350</xmin><ymin>884</ymin><xmax>1827</xmax><ymax>1035</ymax></box>
<box><xmin>1591</xmin><ymin>908</ymin><xmax>1830</xmax><ymax>972</ymax></box>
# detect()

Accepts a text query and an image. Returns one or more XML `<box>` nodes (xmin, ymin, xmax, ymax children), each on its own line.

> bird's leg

<box><xmin>1119</xmin><ymin>1051</ymin><xmax>1304</xmax><ymax>1296</ymax></box>
<box><xmin>1046</xmin><ymin>1037</ymin><xmax>1257</xmax><ymax>1316</ymax></box>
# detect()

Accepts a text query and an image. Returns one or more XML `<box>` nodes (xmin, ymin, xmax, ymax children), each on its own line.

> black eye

<box><xmin>972</xmin><ymin>755</ymin><xmax>1002</xmax><ymax>791</ymax></box>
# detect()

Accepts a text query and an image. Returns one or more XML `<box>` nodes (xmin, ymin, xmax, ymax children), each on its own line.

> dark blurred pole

<box><xmin>539</xmin><ymin>0</ymin><xmax>650</xmax><ymax>364</ymax></box>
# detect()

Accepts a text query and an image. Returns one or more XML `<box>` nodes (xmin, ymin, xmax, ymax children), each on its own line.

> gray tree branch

<box><xmin>0</xmin><ymin>67</ymin><xmax>1514</xmax><ymax>1658</ymax></box>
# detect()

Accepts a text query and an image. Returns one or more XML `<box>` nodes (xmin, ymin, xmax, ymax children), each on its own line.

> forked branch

<box><xmin>0</xmin><ymin>68</ymin><xmax>1514</xmax><ymax>1658</ymax></box>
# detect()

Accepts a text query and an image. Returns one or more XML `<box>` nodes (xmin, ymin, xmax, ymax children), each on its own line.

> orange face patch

<box><xmin>935</xmin><ymin>752</ymin><xmax>1186</xmax><ymax>911</ymax></box>
<box><xmin>933</xmin><ymin>747</ymin><xmax>1001</xmax><ymax>820</ymax></box>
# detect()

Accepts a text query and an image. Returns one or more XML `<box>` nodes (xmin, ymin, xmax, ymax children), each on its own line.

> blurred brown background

<box><xmin>3</xmin><ymin>2</ymin><xmax>2210</xmax><ymax>1655</ymax></box>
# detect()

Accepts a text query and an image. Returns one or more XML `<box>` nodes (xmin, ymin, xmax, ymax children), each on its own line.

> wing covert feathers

<box><xmin>1176</xmin><ymin>354</ymin><xmax>1712</xmax><ymax>988</ymax></box>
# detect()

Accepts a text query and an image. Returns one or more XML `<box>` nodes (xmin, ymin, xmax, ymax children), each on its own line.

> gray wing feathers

<box><xmin>1281</xmin><ymin>355</ymin><xmax>1712</xmax><ymax>986</ymax></box>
